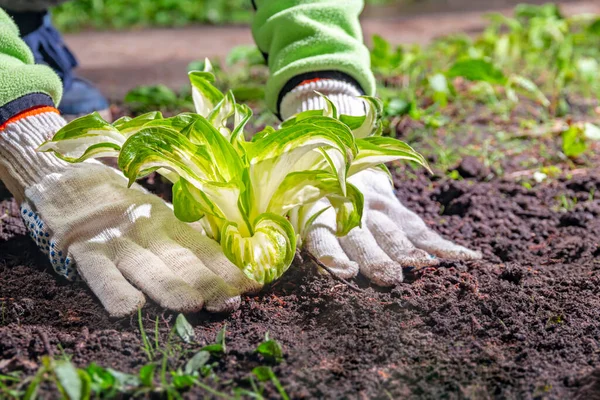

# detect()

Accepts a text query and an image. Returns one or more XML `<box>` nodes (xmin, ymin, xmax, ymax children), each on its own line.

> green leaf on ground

<box><xmin>202</xmin><ymin>325</ymin><xmax>227</xmax><ymax>355</ymax></box>
<box><xmin>139</xmin><ymin>364</ymin><xmax>156</xmax><ymax>387</ymax></box>
<box><xmin>175</xmin><ymin>314</ymin><xmax>195</xmax><ymax>344</ymax></box>
<box><xmin>562</xmin><ymin>125</ymin><xmax>588</xmax><ymax>158</ymax></box>
<box><xmin>255</xmin><ymin>334</ymin><xmax>284</xmax><ymax>363</ymax></box>
<box><xmin>54</xmin><ymin>360</ymin><xmax>83</xmax><ymax>400</ymax></box>
<box><xmin>447</xmin><ymin>59</ymin><xmax>507</xmax><ymax>85</ymax></box>
<box><xmin>184</xmin><ymin>351</ymin><xmax>211</xmax><ymax>375</ymax></box>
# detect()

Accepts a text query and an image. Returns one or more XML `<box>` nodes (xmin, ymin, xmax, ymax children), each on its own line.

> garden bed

<box><xmin>2</xmin><ymin>3</ymin><xmax>600</xmax><ymax>398</ymax></box>
<box><xmin>1</xmin><ymin>153</ymin><xmax>600</xmax><ymax>398</ymax></box>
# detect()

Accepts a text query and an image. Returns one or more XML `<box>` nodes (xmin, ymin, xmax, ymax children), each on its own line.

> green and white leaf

<box><xmin>143</xmin><ymin>113</ymin><xmax>200</xmax><ymax>132</ymax></box>
<box><xmin>246</xmin><ymin>123</ymin><xmax>351</xmax><ymax>217</ymax></box>
<box><xmin>172</xmin><ymin>179</ymin><xmax>207</xmax><ymax>223</ymax></box>
<box><xmin>118</xmin><ymin>127</ymin><xmax>217</xmax><ymax>185</ymax></box>
<box><xmin>221</xmin><ymin>213</ymin><xmax>296</xmax><ymax>285</ymax></box>
<box><xmin>351</xmin><ymin>96</ymin><xmax>384</xmax><ymax>138</ymax></box>
<box><xmin>270</xmin><ymin>171</ymin><xmax>364</xmax><ymax>236</ymax></box>
<box><xmin>268</xmin><ymin>171</ymin><xmax>345</xmax><ymax>215</ymax></box>
<box><xmin>318</xmin><ymin>92</ymin><xmax>339</xmax><ymax>119</ymax></box>
<box><xmin>327</xmin><ymin>182</ymin><xmax>364</xmax><ymax>236</ymax></box>
<box><xmin>181</xmin><ymin>117</ymin><xmax>246</xmax><ymax>182</ymax></box>
<box><xmin>285</xmin><ymin>116</ymin><xmax>356</xmax><ymax>193</ymax></box>
<box><xmin>349</xmin><ymin>136</ymin><xmax>431</xmax><ymax>176</ymax></box>
<box><xmin>230</xmin><ymin>103</ymin><xmax>252</xmax><ymax>147</ymax></box>
<box><xmin>38</xmin><ymin>112</ymin><xmax>125</xmax><ymax>162</ymax></box>
<box><xmin>120</xmin><ymin>127</ymin><xmax>248</xmax><ymax>229</ymax></box>
<box><xmin>288</xmin><ymin>203</ymin><xmax>331</xmax><ymax>244</ymax></box>
<box><xmin>208</xmin><ymin>90</ymin><xmax>237</xmax><ymax>139</ymax></box>
<box><xmin>189</xmin><ymin>69</ymin><xmax>224</xmax><ymax>118</ymax></box>
<box><xmin>113</xmin><ymin>111</ymin><xmax>164</xmax><ymax>135</ymax></box>
<box><xmin>280</xmin><ymin>109</ymin><xmax>323</xmax><ymax>128</ymax></box>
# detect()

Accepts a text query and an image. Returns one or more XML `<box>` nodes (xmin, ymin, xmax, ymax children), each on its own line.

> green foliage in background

<box><xmin>53</xmin><ymin>0</ymin><xmax>251</xmax><ymax>31</ymax></box>
<box><xmin>367</xmin><ymin>2</ymin><xmax>600</xmax><ymax>174</ymax></box>
<box><xmin>371</xmin><ymin>3</ymin><xmax>600</xmax><ymax>118</ymax></box>
<box><xmin>52</xmin><ymin>0</ymin><xmax>397</xmax><ymax>32</ymax></box>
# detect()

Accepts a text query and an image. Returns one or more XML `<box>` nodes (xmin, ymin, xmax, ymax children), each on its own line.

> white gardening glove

<box><xmin>280</xmin><ymin>78</ymin><xmax>367</xmax><ymax>117</ymax></box>
<box><xmin>0</xmin><ymin>111</ymin><xmax>260</xmax><ymax>316</ymax></box>
<box><xmin>281</xmin><ymin>80</ymin><xmax>482</xmax><ymax>286</ymax></box>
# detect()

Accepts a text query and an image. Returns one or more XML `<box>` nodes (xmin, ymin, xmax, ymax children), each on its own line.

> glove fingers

<box><xmin>170</xmin><ymin>223</ymin><xmax>263</xmax><ymax>295</ymax></box>
<box><xmin>411</xmin><ymin>233</ymin><xmax>483</xmax><ymax>261</ymax></box>
<box><xmin>70</xmin><ymin>243</ymin><xmax>146</xmax><ymax>318</ymax></box>
<box><xmin>366</xmin><ymin>210</ymin><xmax>439</xmax><ymax>268</ymax></box>
<box><xmin>115</xmin><ymin>240</ymin><xmax>205</xmax><ymax>313</ymax></box>
<box><xmin>148</xmin><ymin>236</ymin><xmax>241</xmax><ymax>313</ymax></box>
<box><xmin>383</xmin><ymin>199</ymin><xmax>482</xmax><ymax>261</ymax></box>
<box><xmin>303</xmin><ymin>208</ymin><xmax>359</xmax><ymax>279</ymax></box>
<box><xmin>338</xmin><ymin>226</ymin><xmax>404</xmax><ymax>287</ymax></box>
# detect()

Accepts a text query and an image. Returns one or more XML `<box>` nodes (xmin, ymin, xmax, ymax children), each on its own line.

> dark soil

<box><xmin>2</xmin><ymin>155</ymin><xmax>600</xmax><ymax>399</ymax></box>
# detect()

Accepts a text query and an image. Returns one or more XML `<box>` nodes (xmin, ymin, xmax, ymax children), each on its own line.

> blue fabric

<box><xmin>21</xmin><ymin>13</ymin><xmax>109</xmax><ymax>115</ymax></box>
<box><xmin>22</xmin><ymin>13</ymin><xmax>76</xmax><ymax>90</ymax></box>
<box><xmin>58</xmin><ymin>76</ymin><xmax>109</xmax><ymax>116</ymax></box>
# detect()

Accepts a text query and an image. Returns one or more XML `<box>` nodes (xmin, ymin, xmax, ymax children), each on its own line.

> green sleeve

<box><xmin>252</xmin><ymin>0</ymin><xmax>376</xmax><ymax>114</ymax></box>
<box><xmin>0</xmin><ymin>8</ymin><xmax>62</xmax><ymax>111</ymax></box>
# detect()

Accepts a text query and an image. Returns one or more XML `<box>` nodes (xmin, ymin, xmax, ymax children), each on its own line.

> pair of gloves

<box><xmin>0</xmin><ymin>1</ymin><xmax>480</xmax><ymax>317</ymax></box>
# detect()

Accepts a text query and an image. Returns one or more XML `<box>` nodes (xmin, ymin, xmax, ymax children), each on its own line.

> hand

<box><xmin>4</xmin><ymin>113</ymin><xmax>259</xmax><ymax>317</ymax></box>
<box><xmin>304</xmin><ymin>168</ymin><xmax>482</xmax><ymax>286</ymax></box>
<box><xmin>280</xmin><ymin>78</ymin><xmax>481</xmax><ymax>286</ymax></box>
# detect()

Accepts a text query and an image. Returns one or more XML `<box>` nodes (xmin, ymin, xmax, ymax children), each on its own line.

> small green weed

<box><xmin>124</xmin><ymin>85</ymin><xmax>194</xmax><ymax>114</ymax></box>
<box><xmin>556</xmin><ymin>194</ymin><xmax>578</xmax><ymax>212</ymax></box>
<box><xmin>561</xmin><ymin>122</ymin><xmax>600</xmax><ymax>159</ymax></box>
<box><xmin>255</xmin><ymin>333</ymin><xmax>284</xmax><ymax>363</ymax></box>
<box><xmin>0</xmin><ymin>312</ymin><xmax>289</xmax><ymax>399</ymax></box>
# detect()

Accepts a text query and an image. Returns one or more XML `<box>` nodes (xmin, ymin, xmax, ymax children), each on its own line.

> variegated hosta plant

<box><xmin>39</xmin><ymin>61</ymin><xmax>429</xmax><ymax>285</ymax></box>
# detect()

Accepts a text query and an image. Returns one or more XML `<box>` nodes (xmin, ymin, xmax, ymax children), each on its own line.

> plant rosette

<box><xmin>39</xmin><ymin>60</ymin><xmax>429</xmax><ymax>285</ymax></box>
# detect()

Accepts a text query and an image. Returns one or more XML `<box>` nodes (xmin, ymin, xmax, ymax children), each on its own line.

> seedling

<box><xmin>252</xmin><ymin>366</ymin><xmax>289</xmax><ymax>400</ymax></box>
<box><xmin>138</xmin><ymin>308</ymin><xmax>156</xmax><ymax>361</ymax></box>
<box><xmin>556</xmin><ymin>194</ymin><xmax>578</xmax><ymax>212</ymax></box>
<box><xmin>255</xmin><ymin>333</ymin><xmax>284</xmax><ymax>363</ymax></box>
<box><xmin>446</xmin><ymin>58</ymin><xmax>550</xmax><ymax>107</ymax></box>
<box><xmin>39</xmin><ymin>61</ymin><xmax>428</xmax><ymax>285</ymax></box>
<box><xmin>124</xmin><ymin>85</ymin><xmax>192</xmax><ymax>113</ymax></box>
<box><xmin>0</xmin><ymin>372</ymin><xmax>22</xmax><ymax>399</ymax></box>
<box><xmin>561</xmin><ymin>122</ymin><xmax>600</xmax><ymax>159</ymax></box>
<box><xmin>4</xmin><ymin>314</ymin><xmax>287</xmax><ymax>399</ymax></box>
<box><xmin>175</xmin><ymin>313</ymin><xmax>196</xmax><ymax>344</ymax></box>
<box><xmin>201</xmin><ymin>325</ymin><xmax>227</xmax><ymax>355</ymax></box>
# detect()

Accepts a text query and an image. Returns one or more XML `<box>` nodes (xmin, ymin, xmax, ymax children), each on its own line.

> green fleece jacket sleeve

<box><xmin>0</xmin><ymin>8</ymin><xmax>62</xmax><ymax>124</ymax></box>
<box><xmin>252</xmin><ymin>0</ymin><xmax>376</xmax><ymax>115</ymax></box>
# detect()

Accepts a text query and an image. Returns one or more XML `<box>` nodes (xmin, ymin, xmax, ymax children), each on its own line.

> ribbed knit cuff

<box><xmin>280</xmin><ymin>79</ymin><xmax>366</xmax><ymax>120</ymax></box>
<box><xmin>0</xmin><ymin>111</ymin><xmax>68</xmax><ymax>202</ymax></box>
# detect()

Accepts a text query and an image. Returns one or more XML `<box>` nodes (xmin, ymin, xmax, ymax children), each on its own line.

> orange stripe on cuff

<box><xmin>0</xmin><ymin>106</ymin><xmax>60</xmax><ymax>131</ymax></box>
<box><xmin>298</xmin><ymin>78</ymin><xmax>324</xmax><ymax>87</ymax></box>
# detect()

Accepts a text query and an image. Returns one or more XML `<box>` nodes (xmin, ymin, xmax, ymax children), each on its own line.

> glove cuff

<box><xmin>0</xmin><ymin>93</ymin><xmax>56</xmax><ymax>126</ymax></box>
<box><xmin>0</xmin><ymin>109</ymin><xmax>67</xmax><ymax>203</ymax></box>
<box><xmin>280</xmin><ymin>78</ymin><xmax>366</xmax><ymax>120</ymax></box>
